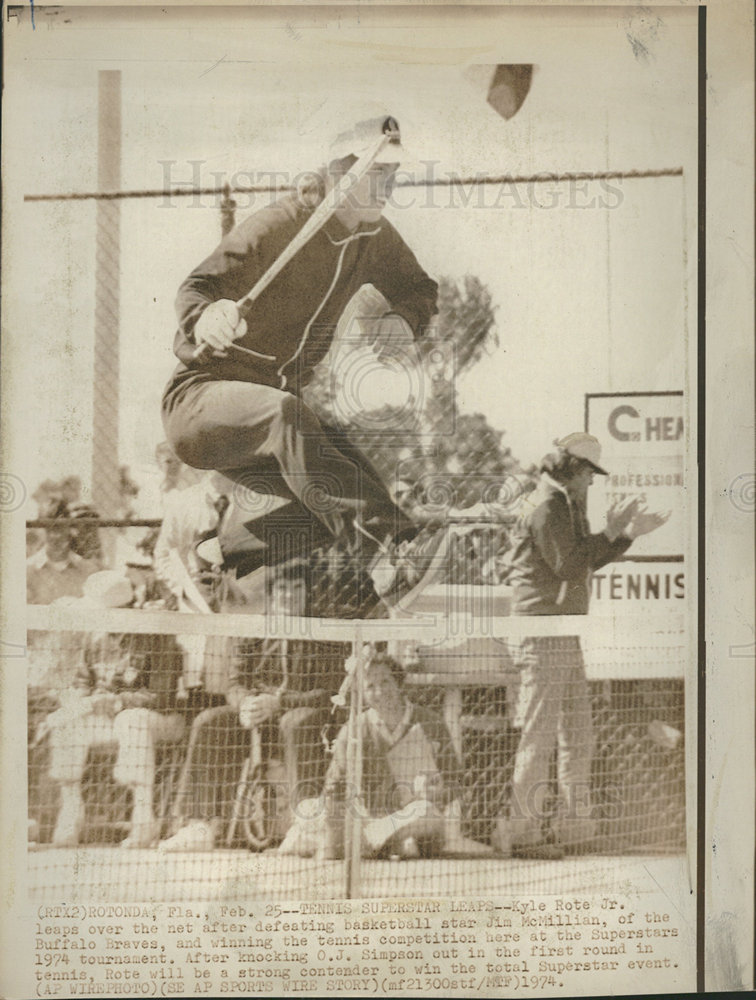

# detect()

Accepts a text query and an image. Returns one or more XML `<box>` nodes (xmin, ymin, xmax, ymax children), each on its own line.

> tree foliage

<box><xmin>425</xmin><ymin>273</ymin><xmax>498</xmax><ymax>374</ymax></box>
<box><xmin>306</xmin><ymin>274</ymin><xmax>518</xmax><ymax>508</ymax></box>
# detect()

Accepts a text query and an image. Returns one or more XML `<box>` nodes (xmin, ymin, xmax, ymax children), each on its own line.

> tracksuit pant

<box><xmin>162</xmin><ymin>380</ymin><xmax>412</xmax><ymax>554</ymax></box>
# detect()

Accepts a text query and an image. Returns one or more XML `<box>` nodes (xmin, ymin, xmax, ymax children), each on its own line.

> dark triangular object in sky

<box><xmin>487</xmin><ymin>64</ymin><xmax>534</xmax><ymax>120</ymax></box>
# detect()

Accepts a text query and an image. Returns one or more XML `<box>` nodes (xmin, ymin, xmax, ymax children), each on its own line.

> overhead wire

<box><xmin>24</xmin><ymin>167</ymin><xmax>683</xmax><ymax>203</ymax></box>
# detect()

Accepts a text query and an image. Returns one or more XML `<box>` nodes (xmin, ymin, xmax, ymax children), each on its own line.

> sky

<box><xmin>2</xmin><ymin>3</ymin><xmax>698</xmax><ymax>513</ymax></box>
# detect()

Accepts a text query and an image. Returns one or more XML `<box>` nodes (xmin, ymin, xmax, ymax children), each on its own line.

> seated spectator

<box><xmin>285</xmin><ymin>650</ymin><xmax>462</xmax><ymax>860</ymax></box>
<box><xmin>160</xmin><ymin>560</ymin><xmax>348</xmax><ymax>851</ymax></box>
<box><xmin>27</xmin><ymin>500</ymin><xmax>99</xmax><ymax>605</ymax></box>
<box><xmin>34</xmin><ymin>572</ymin><xmax>185</xmax><ymax>848</ymax></box>
<box><xmin>229</xmin><ymin>562</ymin><xmax>348</xmax><ymax>807</ymax></box>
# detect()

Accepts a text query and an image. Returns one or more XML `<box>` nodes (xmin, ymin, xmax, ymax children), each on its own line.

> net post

<box><xmin>345</xmin><ymin>626</ymin><xmax>365</xmax><ymax>898</ymax></box>
<box><xmin>92</xmin><ymin>69</ymin><xmax>122</xmax><ymax>523</ymax></box>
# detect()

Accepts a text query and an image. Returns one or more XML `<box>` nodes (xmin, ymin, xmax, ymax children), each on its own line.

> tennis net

<box><xmin>25</xmin><ymin>601</ymin><xmax>687</xmax><ymax>902</ymax></box>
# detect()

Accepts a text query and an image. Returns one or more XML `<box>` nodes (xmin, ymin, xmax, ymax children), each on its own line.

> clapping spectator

<box><xmin>502</xmin><ymin>432</ymin><xmax>670</xmax><ymax>857</ymax></box>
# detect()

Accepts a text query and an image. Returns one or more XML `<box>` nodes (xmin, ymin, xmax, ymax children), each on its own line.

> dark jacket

<box><xmin>225</xmin><ymin>637</ymin><xmax>348</xmax><ymax>714</ymax></box>
<box><xmin>163</xmin><ymin>195</ymin><xmax>438</xmax><ymax>403</ymax></box>
<box><xmin>507</xmin><ymin>474</ymin><xmax>631</xmax><ymax>615</ymax></box>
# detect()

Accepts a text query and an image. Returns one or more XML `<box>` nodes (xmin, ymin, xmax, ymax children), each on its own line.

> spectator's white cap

<box><xmin>79</xmin><ymin>570</ymin><xmax>134</xmax><ymax>608</ymax></box>
<box><xmin>555</xmin><ymin>432</ymin><xmax>608</xmax><ymax>475</ymax></box>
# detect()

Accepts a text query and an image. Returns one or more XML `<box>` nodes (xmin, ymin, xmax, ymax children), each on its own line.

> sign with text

<box><xmin>590</xmin><ymin>560</ymin><xmax>686</xmax><ymax>610</ymax></box>
<box><xmin>586</xmin><ymin>393</ymin><xmax>685</xmax><ymax>560</ymax></box>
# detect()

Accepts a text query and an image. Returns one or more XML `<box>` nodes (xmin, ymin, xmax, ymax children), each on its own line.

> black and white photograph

<box><xmin>1</xmin><ymin>1</ymin><xmax>753</xmax><ymax>997</ymax></box>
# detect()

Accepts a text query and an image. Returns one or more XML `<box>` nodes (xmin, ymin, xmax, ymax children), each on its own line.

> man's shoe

<box><xmin>399</xmin><ymin>836</ymin><xmax>420</xmax><ymax>859</ymax></box>
<box><xmin>121</xmin><ymin>818</ymin><xmax>161</xmax><ymax>849</ymax></box>
<box><xmin>367</xmin><ymin>524</ymin><xmax>446</xmax><ymax>602</ymax></box>
<box><xmin>317</xmin><ymin>843</ymin><xmax>345</xmax><ymax>861</ymax></box>
<box><xmin>511</xmin><ymin>841</ymin><xmax>565</xmax><ymax>860</ymax></box>
<box><xmin>158</xmin><ymin>820</ymin><xmax>217</xmax><ymax>852</ymax></box>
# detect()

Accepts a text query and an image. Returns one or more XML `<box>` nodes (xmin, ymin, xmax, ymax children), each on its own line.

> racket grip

<box><xmin>191</xmin><ymin>340</ymin><xmax>213</xmax><ymax>362</ymax></box>
<box><xmin>191</xmin><ymin>295</ymin><xmax>246</xmax><ymax>362</ymax></box>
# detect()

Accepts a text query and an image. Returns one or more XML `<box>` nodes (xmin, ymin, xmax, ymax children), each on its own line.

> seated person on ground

<box><xmin>160</xmin><ymin>559</ymin><xmax>348</xmax><ymax>851</ymax></box>
<box><xmin>282</xmin><ymin>650</ymin><xmax>462</xmax><ymax>860</ymax></box>
<box><xmin>34</xmin><ymin>572</ymin><xmax>185</xmax><ymax>848</ymax></box>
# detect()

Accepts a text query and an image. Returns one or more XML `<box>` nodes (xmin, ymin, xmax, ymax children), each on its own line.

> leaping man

<box><xmin>160</xmin><ymin>113</ymin><xmax>438</xmax><ymax>613</ymax></box>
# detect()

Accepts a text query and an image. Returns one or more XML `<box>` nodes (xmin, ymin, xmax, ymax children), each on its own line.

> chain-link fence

<box><xmin>26</xmin><ymin>605</ymin><xmax>685</xmax><ymax>902</ymax></box>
